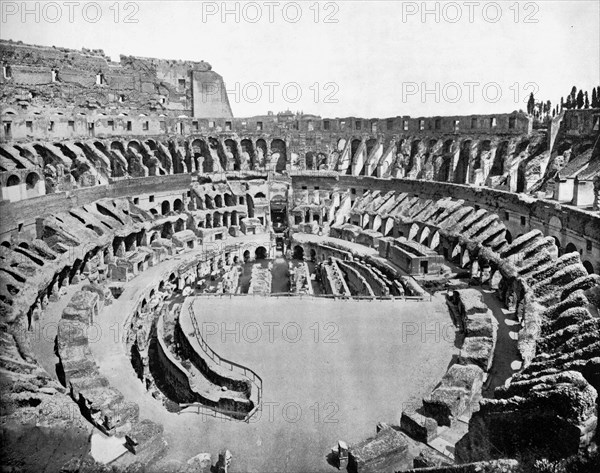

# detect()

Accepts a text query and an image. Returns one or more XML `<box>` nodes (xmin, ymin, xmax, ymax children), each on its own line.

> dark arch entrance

<box><xmin>565</xmin><ymin>242</ymin><xmax>578</xmax><ymax>254</ymax></box>
<box><xmin>582</xmin><ymin>261</ymin><xmax>595</xmax><ymax>275</ymax></box>
<box><xmin>490</xmin><ymin>141</ymin><xmax>509</xmax><ymax>176</ymax></box>
<box><xmin>293</xmin><ymin>246</ymin><xmax>305</xmax><ymax>260</ymax></box>
<box><xmin>455</xmin><ymin>140</ymin><xmax>471</xmax><ymax>184</ymax></box>
<box><xmin>271</xmin><ymin>139</ymin><xmax>287</xmax><ymax>172</ymax></box>
<box><xmin>255</xmin><ymin>246</ymin><xmax>267</xmax><ymax>260</ymax></box>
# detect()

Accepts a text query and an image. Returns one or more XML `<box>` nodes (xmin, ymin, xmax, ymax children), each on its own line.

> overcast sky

<box><xmin>1</xmin><ymin>1</ymin><xmax>599</xmax><ymax>118</ymax></box>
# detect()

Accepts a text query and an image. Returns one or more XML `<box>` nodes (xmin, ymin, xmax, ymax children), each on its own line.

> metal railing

<box><xmin>186</xmin><ymin>303</ymin><xmax>263</xmax><ymax>422</ymax></box>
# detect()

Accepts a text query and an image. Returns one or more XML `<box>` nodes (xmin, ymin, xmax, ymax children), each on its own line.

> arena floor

<box><xmin>157</xmin><ymin>295</ymin><xmax>456</xmax><ymax>472</ymax></box>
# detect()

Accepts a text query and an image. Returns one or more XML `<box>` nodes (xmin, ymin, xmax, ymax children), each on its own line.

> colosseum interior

<box><xmin>0</xmin><ymin>5</ymin><xmax>599</xmax><ymax>473</ymax></box>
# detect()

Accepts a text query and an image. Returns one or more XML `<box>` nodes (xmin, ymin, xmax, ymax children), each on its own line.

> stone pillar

<box><xmin>115</xmin><ymin>240</ymin><xmax>126</xmax><ymax>258</ymax></box>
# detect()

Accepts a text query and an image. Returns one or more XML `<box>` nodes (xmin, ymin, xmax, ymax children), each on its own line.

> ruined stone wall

<box><xmin>0</xmin><ymin>40</ymin><xmax>232</xmax><ymax>121</ymax></box>
<box><xmin>558</xmin><ymin>109</ymin><xmax>600</xmax><ymax>138</ymax></box>
<box><xmin>305</xmin><ymin>184</ymin><xmax>599</xmax><ymax>463</ymax></box>
<box><xmin>292</xmin><ymin>175</ymin><xmax>600</xmax><ymax>274</ymax></box>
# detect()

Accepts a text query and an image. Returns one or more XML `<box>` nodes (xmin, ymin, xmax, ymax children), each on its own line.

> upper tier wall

<box><xmin>0</xmin><ymin>109</ymin><xmax>534</xmax><ymax>142</ymax></box>
<box><xmin>0</xmin><ymin>40</ymin><xmax>232</xmax><ymax>120</ymax></box>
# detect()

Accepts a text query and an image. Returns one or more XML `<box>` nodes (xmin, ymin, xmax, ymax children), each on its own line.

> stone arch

<box><xmin>451</xmin><ymin>244</ymin><xmax>462</xmax><ymax>263</ymax></box>
<box><xmin>429</xmin><ymin>231</ymin><xmax>440</xmax><ymax>250</ymax></box>
<box><xmin>224</xmin><ymin>138</ymin><xmax>240</xmax><ymax>171</ymax></box>
<box><xmin>582</xmin><ymin>260</ymin><xmax>595</xmax><ymax>275</ymax></box>
<box><xmin>474</xmin><ymin>140</ymin><xmax>492</xmax><ymax>170</ymax></box>
<box><xmin>255</xmin><ymin>139</ymin><xmax>268</xmax><ymax>168</ymax></box>
<box><xmin>552</xmin><ymin>236</ymin><xmax>561</xmax><ymax>255</ymax></box>
<box><xmin>549</xmin><ymin>215</ymin><xmax>563</xmax><ymax>231</ymax></box>
<box><xmin>128</xmin><ymin>140</ymin><xmax>142</xmax><ymax>153</ymax></box>
<box><xmin>207</xmin><ymin>137</ymin><xmax>224</xmax><ymax>170</ymax></box>
<box><xmin>349</xmin><ymin>139</ymin><xmax>362</xmax><ymax>175</ymax></box>
<box><xmin>408</xmin><ymin>223</ymin><xmax>420</xmax><ymax>240</ymax></box>
<box><xmin>461</xmin><ymin>249</ymin><xmax>471</xmax><ymax>269</ymax></box>
<box><xmin>455</xmin><ymin>140</ymin><xmax>472</xmax><ymax>184</ymax></box>
<box><xmin>191</xmin><ymin>138</ymin><xmax>206</xmax><ymax>172</ymax></box>
<box><xmin>161</xmin><ymin>222</ymin><xmax>173</xmax><ymax>238</ymax></box>
<box><xmin>173</xmin><ymin>199</ymin><xmax>184</xmax><ymax>212</ymax></box>
<box><xmin>366</xmin><ymin>138</ymin><xmax>377</xmax><ymax>156</ymax></box>
<box><xmin>372</xmin><ymin>215</ymin><xmax>382</xmax><ymax>232</ymax></box>
<box><xmin>241</xmin><ymin>139</ymin><xmax>256</xmax><ymax>169</ymax></box>
<box><xmin>565</xmin><ymin>242</ymin><xmax>578</xmax><ymax>254</ymax></box>
<box><xmin>490</xmin><ymin>140</ymin><xmax>509</xmax><ymax>176</ymax></box>
<box><xmin>436</xmin><ymin>156</ymin><xmax>452</xmax><ymax>182</ymax></box>
<box><xmin>246</xmin><ymin>194</ymin><xmax>255</xmax><ymax>218</ymax></box>
<box><xmin>443</xmin><ymin>139</ymin><xmax>454</xmax><ymax>154</ymax></box>
<box><xmin>293</xmin><ymin>246</ymin><xmax>304</xmax><ymax>260</ymax></box>
<box><xmin>161</xmin><ymin>200</ymin><xmax>171</xmax><ymax>215</ymax></box>
<box><xmin>111</xmin><ymin>141</ymin><xmax>125</xmax><ymax>153</ymax></box>
<box><xmin>516</xmin><ymin>162</ymin><xmax>528</xmax><ymax>193</ymax></box>
<box><xmin>515</xmin><ymin>140</ymin><xmax>530</xmax><ymax>156</ymax></box>
<box><xmin>224</xmin><ymin>193</ymin><xmax>235</xmax><ymax>207</ymax></box>
<box><xmin>25</xmin><ymin>172</ymin><xmax>40</xmax><ymax>189</ymax></box>
<box><xmin>408</xmin><ymin>139</ymin><xmax>422</xmax><ymax>173</ymax></box>
<box><xmin>362</xmin><ymin>214</ymin><xmax>370</xmax><ymax>230</ymax></box>
<box><xmin>505</xmin><ymin>230</ymin><xmax>513</xmax><ymax>244</ymax></box>
<box><xmin>255</xmin><ymin>246</ymin><xmax>267</xmax><ymax>259</ymax></box>
<box><xmin>419</xmin><ymin>226</ymin><xmax>431</xmax><ymax>246</ymax></box>
<box><xmin>6</xmin><ymin>174</ymin><xmax>20</xmax><ymax>186</ymax></box>
<box><xmin>305</xmin><ymin>151</ymin><xmax>316</xmax><ymax>170</ymax></box>
<box><xmin>271</xmin><ymin>139</ymin><xmax>287</xmax><ymax>172</ymax></box>
<box><xmin>428</xmin><ymin>138</ymin><xmax>439</xmax><ymax>152</ymax></box>
<box><xmin>384</xmin><ymin>218</ymin><xmax>394</xmax><ymax>237</ymax></box>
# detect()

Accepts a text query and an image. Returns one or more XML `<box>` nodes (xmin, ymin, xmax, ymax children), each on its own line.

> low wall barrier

<box><xmin>189</xmin><ymin>292</ymin><xmax>430</xmax><ymax>301</ymax></box>
<box><xmin>186</xmin><ymin>303</ymin><xmax>263</xmax><ymax>422</ymax></box>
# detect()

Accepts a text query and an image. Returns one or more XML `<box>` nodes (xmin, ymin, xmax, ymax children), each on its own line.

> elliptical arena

<box><xmin>0</xmin><ymin>40</ymin><xmax>599</xmax><ymax>473</ymax></box>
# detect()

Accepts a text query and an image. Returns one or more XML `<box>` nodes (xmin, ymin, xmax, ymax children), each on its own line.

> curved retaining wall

<box><xmin>293</xmin><ymin>174</ymin><xmax>600</xmax><ymax>272</ymax></box>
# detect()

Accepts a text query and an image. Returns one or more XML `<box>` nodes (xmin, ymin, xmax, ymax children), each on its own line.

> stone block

<box><xmin>422</xmin><ymin>387</ymin><xmax>468</xmax><ymax>427</ymax></box>
<box><xmin>400</xmin><ymin>409</ymin><xmax>438</xmax><ymax>442</ymax></box>
<box><xmin>460</xmin><ymin>336</ymin><xmax>495</xmax><ymax>371</ymax></box>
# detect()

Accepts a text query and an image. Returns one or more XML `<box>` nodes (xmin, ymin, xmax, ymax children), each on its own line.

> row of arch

<box><xmin>4</xmin><ymin>171</ymin><xmax>40</xmax><ymax>188</ymax></box>
<box><xmin>353</xmin><ymin>211</ymin><xmax>598</xmax><ymax>276</ymax></box>
<box><xmin>336</xmin><ymin>135</ymin><xmax>532</xmax><ymax>188</ymax></box>
<box><xmin>2</xmin><ymin>131</ymin><xmax>535</xmax><ymax>195</ymax></box>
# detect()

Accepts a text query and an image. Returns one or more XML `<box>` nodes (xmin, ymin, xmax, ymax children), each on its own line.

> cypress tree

<box><xmin>576</xmin><ymin>89</ymin><xmax>584</xmax><ymax>109</ymax></box>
